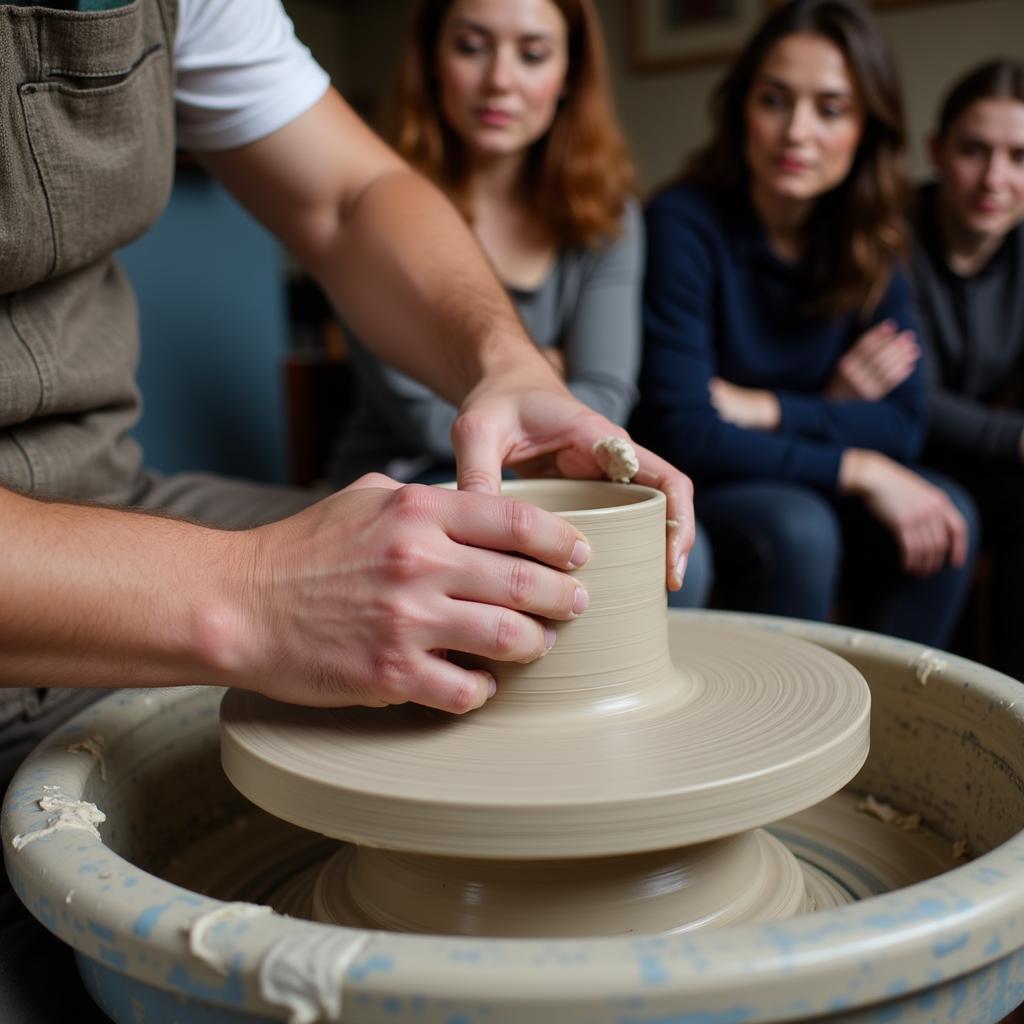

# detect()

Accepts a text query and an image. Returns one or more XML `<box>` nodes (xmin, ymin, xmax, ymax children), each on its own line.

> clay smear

<box><xmin>914</xmin><ymin>650</ymin><xmax>948</xmax><ymax>686</ymax></box>
<box><xmin>11</xmin><ymin>790</ymin><xmax>105</xmax><ymax>850</ymax></box>
<box><xmin>67</xmin><ymin>734</ymin><xmax>107</xmax><ymax>781</ymax></box>
<box><xmin>856</xmin><ymin>794</ymin><xmax>922</xmax><ymax>832</ymax></box>
<box><xmin>592</xmin><ymin>437</ymin><xmax>639</xmax><ymax>483</ymax></box>
<box><xmin>259</xmin><ymin>930</ymin><xmax>372</xmax><ymax>1024</ymax></box>
<box><xmin>187</xmin><ymin>902</ymin><xmax>272</xmax><ymax>975</ymax></box>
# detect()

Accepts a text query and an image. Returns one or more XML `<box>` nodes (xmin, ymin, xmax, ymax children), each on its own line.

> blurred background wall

<box><xmin>285</xmin><ymin>0</ymin><xmax>1024</xmax><ymax>190</ymax></box>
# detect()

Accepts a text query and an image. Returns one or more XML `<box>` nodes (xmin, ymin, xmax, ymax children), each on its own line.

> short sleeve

<box><xmin>174</xmin><ymin>0</ymin><xmax>331</xmax><ymax>152</ymax></box>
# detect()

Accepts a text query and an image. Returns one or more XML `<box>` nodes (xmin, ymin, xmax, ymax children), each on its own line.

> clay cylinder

<box><xmin>475</xmin><ymin>481</ymin><xmax>678</xmax><ymax>716</ymax></box>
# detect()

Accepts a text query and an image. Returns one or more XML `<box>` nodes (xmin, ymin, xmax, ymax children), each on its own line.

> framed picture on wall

<box><xmin>629</xmin><ymin>0</ymin><xmax>986</xmax><ymax>71</ymax></box>
<box><xmin>630</xmin><ymin>0</ymin><xmax>769</xmax><ymax>72</ymax></box>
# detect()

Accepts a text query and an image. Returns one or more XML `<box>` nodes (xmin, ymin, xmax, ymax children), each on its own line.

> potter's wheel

<box><xmin>220</xmin><ymin>481</ymin><xmax>871</xmax><ymax>937</ymax></box>
<box><xmin>7</xmin><ymin>611</ymin><xmax>1024</xmax><ymax>1023</ymax></box>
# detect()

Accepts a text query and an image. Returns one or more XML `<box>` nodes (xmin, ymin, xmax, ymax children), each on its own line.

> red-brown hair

<box><xmin>393</xmin><ymin>0</ymin><xmax>636</xmax><ymax>249</ymax></box>
<box><xmin>686</xmin><ymin>0</ymin><xmax>909</xmax><ymax>317</ymax></box>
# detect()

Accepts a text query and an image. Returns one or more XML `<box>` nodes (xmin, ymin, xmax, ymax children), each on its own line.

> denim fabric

<box><xmin>691</xmin><ymin>469</ymin><xmax>979</xmax><ymax>648</ymax></box>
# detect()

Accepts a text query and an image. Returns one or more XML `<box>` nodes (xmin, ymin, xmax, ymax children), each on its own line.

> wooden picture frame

<box><xmin>629</xmin><ymin>0</ymin><xmax>770</xmax><ymax>72</ymax></box>
<box><xmin>629</xmin><ymin>0</ymin><xmax>988</xmax><ymax>72</ymax></box>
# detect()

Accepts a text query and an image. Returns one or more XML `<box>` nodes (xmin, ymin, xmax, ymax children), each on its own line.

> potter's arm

<box><xmin>199</xmin><ymin>88</ymin><xmax>694</xmax><ymax>585</ymax></box>
<box><xmin>0</xmin><ymin>486</ymin><xmax>245</xmax><ymax>689</ymax></box>
<box><xmin>199</xmin><ymin>88</ymin><xmax>541</xmax><ymax>411</ymax></box>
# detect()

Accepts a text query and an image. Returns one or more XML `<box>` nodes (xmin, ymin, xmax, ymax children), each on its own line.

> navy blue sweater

<box><xmin>634</xmin><ymin>182</ymin><xmax>925</xmax><ymax>493</ymax></box>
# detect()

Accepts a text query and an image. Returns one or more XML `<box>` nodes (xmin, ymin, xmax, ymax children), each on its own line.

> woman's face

<box><xmin>436</xmin><ymin>0</ymin><xmax>570</xmax><ymax>162</ymax></box>
<box><xmin>744</xmin><ymin>33</ymin><xmax>865</xmax><ymax>207</ymax></box>
<box><xmin>931</xmin><ymin>97</ymin><xmax>1024</xmax><ymax>243</ymax></box>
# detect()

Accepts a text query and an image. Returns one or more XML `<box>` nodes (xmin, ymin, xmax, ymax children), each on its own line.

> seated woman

<box><xmin>909</xmin><ymin>60</ymin><xmax>1024</xmax><ymax>676</ymax></box>
<box><xmin>633</xmin><ymin>0</ymin><xmax>978</xmax><ymax>645</ymax></box>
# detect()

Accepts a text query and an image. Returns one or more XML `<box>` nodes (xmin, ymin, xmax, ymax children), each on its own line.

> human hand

<box><xmin>839</xmin><ymin>449</ymin><xmax>969</xmax><ymax>577</ymax></box>
<box><xmin>708</xmin><ymin>377</ymin><xmax>781</xmax><ymax>430</ymax></box>
<box><xmin>825</xmin><ymin>321</ymin><xmax>919</xmax><ymax>402</ymax></box>
<box><xmin>540</xmin><ymin>346</ymin><xmax>566</xmax><ymax>378</ymax></box>
<box><xmin>230</xmin><ymin>475</ymin><xmax>590</xmax><ymax>714</ymax></box>
<box><xmin>451</xmin><ymin>360</ymin><xmax>695</xmax><ymax>591</ymax></box>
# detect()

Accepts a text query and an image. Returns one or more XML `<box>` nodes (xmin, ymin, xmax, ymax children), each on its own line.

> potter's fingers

<box><xmin>439</xmin><ymin>599</ymin><xmax>555</xmax><ymax>665</ymax></box>
<box><xmin>451</xmin><ymin>413</ymin><xmax>505</xmax><ymax>495</ymax></box>
<box><xmin>632</xmin><ymin>452</ymin><xmax>695</xmax><ymax>590</ymax></box>
<box><xmin>397</xmin><ymin>655</ymin><xmax>497</xmax><ymax>715</ymax></box>
<box><xmin>450</xmin><ymin>551</ymin><xmax>587</xmax><ymax>622</ymax></box>
<box><xmin>343</xmin><ymin>472</ymin><xmax>403</xmax><ymax>494</ymax></box>
<box><xmin>437</xmin><ymin>490</ymin><xmax>590</xmax><ymax>572</ymax></box>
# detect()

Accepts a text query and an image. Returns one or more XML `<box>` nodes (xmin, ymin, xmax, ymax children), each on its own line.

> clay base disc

<box><xmin>221</xmin><ymin>620</ymin><xmax>870</xmax><ymax>858</ymax></box>
<box><xmin>308</xmin><ymin>828</ymin><xmax>809</xmax><ymax>937</ymax></box>
<box><xmin>160</xmin><ymin>792</ymin><xmax>959</xmax><ymax>938</ymax></box>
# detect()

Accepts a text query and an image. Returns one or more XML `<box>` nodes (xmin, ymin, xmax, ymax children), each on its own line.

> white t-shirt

<box><xmin>174</xmin><ymin>0</ymin><xmax>331</xmax><ymax>152</ymax></box>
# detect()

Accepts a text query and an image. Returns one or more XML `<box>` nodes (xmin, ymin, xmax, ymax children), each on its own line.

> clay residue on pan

<box><xmin>10</xmin><ymin>790</ymin><xmax>106</xmax><ymax>851</ymax></box>
<box><xmin>913</xmin><ymin>650</ymin><xmax>948</xmax><ymax>686</ymax></box>
<box><xmin>67</xmin><ymin>734</ymin><xmax>107</xmax><ymax>782</ymax></box>
<box><xmin>259</xmin><ymin>930</ymin><xmax>373</xmax><ymax>1024</ymax></box>
<box><xmin>187</xmin><ymin>902</ymin><xmax>272</xmax><ymax>975</ymax></box>
<box><xmin>592</xmin><ymin>437</ymin><xmax>639</xmax><ymax>483</ymax></box>
<box><xmin>856</xmin><ymin>794</ymin><xmax>922</xmax><ymax>832</ymax></box>
<box><xmin>952</xmin><ymin>838</ymin><xmax>971</xmax><ymax>863</ymax></box>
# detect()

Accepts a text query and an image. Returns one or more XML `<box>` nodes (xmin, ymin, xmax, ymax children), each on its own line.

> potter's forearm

<box><xmin>310</xmin><ymin>169</ymin><xmax>545</xmax><ymax>405</ymax></box>
<box><xmin>0</xmin><ymin>488</ymin><xmax>251</xmax><ymax>689</ymax></box>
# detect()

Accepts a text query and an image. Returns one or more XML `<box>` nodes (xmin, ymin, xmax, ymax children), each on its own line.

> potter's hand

<box><xmin>839</xmin><ymin>450</ymin><xmax>969</xmax><ymax>577</ymax></box>
<box><xmin>709</xmin><ymin>377</ymin><xmax>781</xmax><ymax>430</ymax></box>
<box><xmin>451</xmin><ymin>364</ymin><xmax>695</xmax><ymax>591</ymax></box>
<box><xmin>238</xmin><ymin>475</ymin><xmax>590</xmax><ymax>713</ymax></box>
<box><xmin>825</xmin><ymin>321</ymin><xmax>919</xmax><ymax>402</ymax></box>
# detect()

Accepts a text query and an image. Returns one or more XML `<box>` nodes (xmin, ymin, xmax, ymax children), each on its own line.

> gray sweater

<box><xmin>329</xmin><ymin>198</ymin><xmax>643</xmax><ymax>485</ymax></box>
<box><xmin>913</xmin><ymin>183</ymin><xmax>1024</xmax><ymax>464</ymax></box>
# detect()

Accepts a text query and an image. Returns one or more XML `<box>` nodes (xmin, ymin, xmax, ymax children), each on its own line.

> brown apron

<box><xmin>0</xmin><ymin>0</ymin><xmax>318</xmax><ymax>782</ymax></box>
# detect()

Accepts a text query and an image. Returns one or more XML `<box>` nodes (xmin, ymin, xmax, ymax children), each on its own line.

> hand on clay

<box><xmin>708</xmin><ymin>377</ymin><xmax>781</xmax><ymax>431</ymax></box>
<box><xmin>840</xmin><ymin>449</ymin><xmax>969</xmax><ymax>577</ymax></box>
<box><xmin>233</xmin><ymin>474</ymin><xmax>590</xmax><ymax>714</ymax></box>
<box><xmin>539</xmin><ymin>345</ymin><xmax>566</xmax><ymax>378</ymax></box>
<box><xmin>824</xmin><ymin>321</ymin><xmax>920</xmax><ymax>402</ymax></box>
<box><xmin>451</xmin><ymin>362</ymin><xmax>695</xmax><ymax>591</ymax></box>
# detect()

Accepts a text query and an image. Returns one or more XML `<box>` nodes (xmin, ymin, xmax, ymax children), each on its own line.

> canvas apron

<box><xmin>0</xmin><ymin>0</ymin><xmax>316</xmax><ymax>787</ymax></box>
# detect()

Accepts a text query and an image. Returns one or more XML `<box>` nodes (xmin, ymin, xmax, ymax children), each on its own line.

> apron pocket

<box><xmin>19</xmin><ymin>42</ymin><xmax>174</xmax><ymax>279</ymax></box>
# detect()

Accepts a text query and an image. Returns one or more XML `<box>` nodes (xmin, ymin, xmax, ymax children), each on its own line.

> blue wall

<box><xmin>119</xmin><ymin>171</ymin><xmax>290</xmax><ymax>485</ymax></box>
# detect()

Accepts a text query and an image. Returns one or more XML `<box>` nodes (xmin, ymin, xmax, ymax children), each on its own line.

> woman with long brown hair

<box><xmin>634</xmin><ymin>0</ymin><xmax>977</xmax><ymax>643</ymax></box>
<box><xmin>329</xmin><ymin>0</ymin><xmax>652</xmax><ymax>498</ymax></box>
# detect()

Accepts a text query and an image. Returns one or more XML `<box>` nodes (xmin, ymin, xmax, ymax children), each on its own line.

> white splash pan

<box><xmin>4</xmin><ymin>610</ymin><xmax>1024</xmax><ymax>1023</ymax></box>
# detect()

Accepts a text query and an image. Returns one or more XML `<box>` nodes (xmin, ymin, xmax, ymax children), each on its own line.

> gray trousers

<box><xmin>1</xmin><ymin>473</ymin><xmax>322</xmax><ymax>1023</ymax></box>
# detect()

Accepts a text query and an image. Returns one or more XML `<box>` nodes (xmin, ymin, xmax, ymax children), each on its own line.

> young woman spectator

<box><xmin>911</xmin><ymin>61</ymin><xmax>1023</xmax><ymax>674</ymax></box>
<box><xmin>330</xmin><ymin>3</ymin><xmax>638</xmax><ymax>473</ymax></box>
<box><xmin>633</xmin><ymin>0</ymin><xmax>977</xmax><ymax>644</ymax></box>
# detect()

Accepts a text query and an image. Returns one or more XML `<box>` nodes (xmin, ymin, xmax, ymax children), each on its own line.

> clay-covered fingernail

<box><xmin>573</xmin><ymin>586</ymin><xmax>589</xmax><ymax>615</ymax></box>
<box><xmin>674</xmin><ymin>552</ymin><xmax>688</xmax><ymax>587</ymax></box>
<box><xmin>484</xmin><ymin>673</ymin><xmax>497</xmax><ymax>700</ymax></box>
<box><xmin>569</xmin><ymin>539</ymin><xmax>591</xmax><ymax>568</ymax></box>
<box><xmin>543</xmin><ymin>625</ymin><xmax>557</xmax><ymax>652</ymax></box>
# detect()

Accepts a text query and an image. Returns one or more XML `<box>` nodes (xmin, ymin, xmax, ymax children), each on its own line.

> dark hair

<box><xmin>686</xmin><ymin>0</ymin><xmax>908</xmax><ymax>316</ymax></box>
<box><xmin>936</xmin><ymin>59</ymin><xmax>1024</xmax><ymax>139</ymax></box>
<box><xmin>393</xmin><ymin>0</ymin><xmax>636</xmax><ymax>248</ymax></box>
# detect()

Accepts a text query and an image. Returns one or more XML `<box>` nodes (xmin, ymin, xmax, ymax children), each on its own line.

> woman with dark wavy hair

<box><xmin>634</xmin><ymin>0</ymin><xmax>978</xmax><ymax>643</ymax></box>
